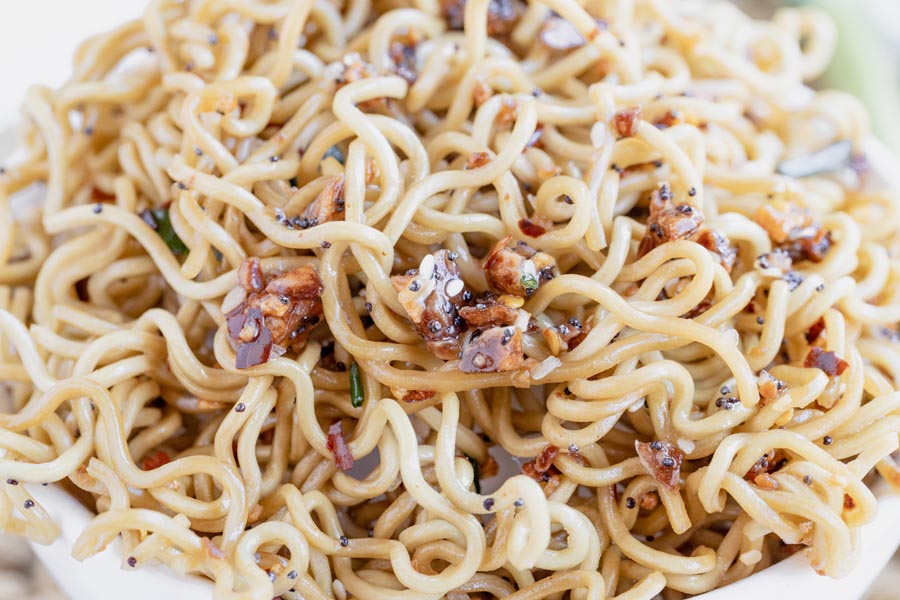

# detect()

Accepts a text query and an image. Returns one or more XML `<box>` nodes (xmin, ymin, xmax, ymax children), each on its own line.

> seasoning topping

<box><xmin>391</xmin><ymin>250</ymin><xmax>467</xmax><ymax>359</ymax></box>
<box><xmin>227</xmin><ymin>261</ymin><xmax>324</xmax><ymax>369</ymax></box>
<box><xmin>635</xmin><ymin>440</ymin><xmax>683</xmax><ymax>489</ymax></box>
<box><xmin>483</xmin><ymin>236</ymin><xmax>557</xmax><ymax>297</ymax></box>
<box><xmin>637</xmin><ymin>185</ymin><xmax>705</xmax><ymax>257</ymax></box>
<box><xmin>459</xmin><ymin>326</ymin><xmax>523</xmax><ymax>373</ymax></box>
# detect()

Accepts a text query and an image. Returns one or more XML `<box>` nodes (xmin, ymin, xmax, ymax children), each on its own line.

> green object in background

<box><xmin>794</xmin><ymin>0</ymin><xmax>900</xmax><ymax>154</ymax></box>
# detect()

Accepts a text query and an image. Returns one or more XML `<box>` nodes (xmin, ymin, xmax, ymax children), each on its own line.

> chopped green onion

<box><xmin>142</xmin><ymin>208</ymin><xmax>188</xmax><ymax>254</ymax></box>
<box><xmin>466</xmin><ymin>455</ymin><xmax>481</xmax><ymax>494</ymax></box>
<box><xmin>323</xmin><ymin>145</ymin><xmax>345</xmax><ymax>165</ymax></box>
<box><xmin>349</xmin><ymin>362</ymin><xmax>365</xmax><ymax>408</ymax></box>
<box><xmin>520</xmin><ymin>272</ymin><xmax>539</xmax><ymax>292</ymax></box>
<box><xmin>289</xmin><ymin>176</ymin><xmax>299</xmax><ymax>188</ymax></box>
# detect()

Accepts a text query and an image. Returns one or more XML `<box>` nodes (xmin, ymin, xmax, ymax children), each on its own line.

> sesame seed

<box><xmin>287</xmin><ymin>571</ymin><xmax>298</xmax><ymax>579</ymax></box>
<box><xmin>235</xmin><ymin>403</ymin><xmax>246</xmax><ymax>412</ymax></box>
<box><xmin>194</xmin><ymin>147</ymin><xmax>203</xmax><ymax>156</ymax></box>
<box><xmin>756</xmin><ymin>317</ymin><xmax>765</xmax><ymax>325</ymax></box>
<box><xmin>568</xmin><ymin>444</ymin><xmax>578</xmax><ymax>453</ymax></box>
<box><xmin>208</xmin><ymin>33</ymin><xmax>219</xmax><ymax>45</ymax></box>
<box><xmin>823</xmin><ymin>436</ymin><xmax>833</xmax><ymax>445</ymax></box>
<box><xmin>661</xmin><ymin>457</ymin><xmax>676</xmax><ymax>468</ymax></box>
<box><xmin>6</xmin><ymin>479</ymin><xmax>17</xmax><ymax>485</ymax></box>
<box><xmin>688</xmin><ymin>187</ymin><xmax>697</xmax><ymax>196</ymax></box>
<box><xmin>23</xmin><ymin>500</ymin><xmax>34</xmax><ymax>509</ymax></box>
<box><xmin>92</xmin><ymin>203</ymin><xmax>103</xmax><ymax>214</ymax></box>
<box><xmin>321</xmin><ymin>240</ymin><xmax>332</xmax><ymax>248</ymax></box>
<box><xmin>408</xmin><ymin>281</ymin><xmax>420</xmax><ymax>292</ymax></box>
<box><xmin>364</xmin><ymin>302</ymin><xmax>373</xmax><ymax>313</ymax></box>
<box><xmin>270</xmin><ymin>156</ymin><xmax>279</xmax><ymax>162</ymax></box>
<box><xmin>625</xmin><ymin>497</ymin><xmax>636</xmax><ymax>509</ymax></box>
<box><xmin>339</xmin><ymin>535</ymin><xmax>349</xmax><ymax>547</ymax></box>
<box><xmin>816</xmin><ymin>284</ymin><xmax>825</xmax><ymax>292</ymax></box>
<box><xmin>514</xmin><ymin>498</ymin><xmax>524</xmax><ymax>507</ymax></box>
<box><xmin>803</xmin><ymin>475</ymin><xmax>813</xmax><ymax>485</ymax></box>
<box><xmin>127</xmin><ymin>557</ymin><xmax>137</xmax><ymax>567</ymax></box>
<box><xmin>482</xmin><ymin>498</ymin><xmax>495</xmax><ymax>511</ymax></box>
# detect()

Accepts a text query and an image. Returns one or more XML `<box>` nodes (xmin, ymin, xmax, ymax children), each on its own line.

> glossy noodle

<box><xmin>1</xmin><ymin>0</ymin><xmax>900</xmax><ymax>598</ymax></box>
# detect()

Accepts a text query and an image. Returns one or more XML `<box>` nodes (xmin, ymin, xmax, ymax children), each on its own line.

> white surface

<box><xmin>27</xmin><ymin>484</ymin><xmax>212</xmax><ymax>599</ymax></box>
<box><xmin>1</xmin><ymin>2</ymin><xmax>899</xmax><ymax>599</ymax></box>
<box><xmin>0</xmin><ymin>0</ymin><xmax>144</xmax><ymax>130</ymax></box>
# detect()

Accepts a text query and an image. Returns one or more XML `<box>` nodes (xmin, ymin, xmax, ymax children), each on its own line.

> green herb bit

<box><xmin>466</xmin><ymin>455</ymin><xmax>481</xmax><ymax>494</ymax></box>
<box><xmin>142</xmin><ymin>208</ymin><xmax>188</xmax><ymax>254</ymax></box>
<box><xmin>520</xmin><ymin>272</ymin><xmax>539</xmax><ymax>292</ymax></box>
<box><xmin>350</xmin><ymin>362</ymin><xmax>365</xmax><ymax>408</ymax></box>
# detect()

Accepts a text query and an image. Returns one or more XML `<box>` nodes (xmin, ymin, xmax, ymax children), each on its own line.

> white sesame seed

<box><xmin>522</xmin><ymin>259</ymin><xmax>537</xmax><ymax>278</ymax></box>
<box><xmin>419</xmin><ymin>254</ymin><xmax>436</xmax><ymax>280</ymax></box>
<box><xmin>445</xmin><ymin>278</ymin><xmax>464</xmax><ymax>297</ymax></box>
<box><xmin>332</xmin><ymin>579</ymin><xmax>347</xmax><ymax>600</ymax></box>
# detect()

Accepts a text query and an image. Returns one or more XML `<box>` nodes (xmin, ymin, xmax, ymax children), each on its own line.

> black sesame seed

<box><xmin>409</xmin><ymin>281</ymin><xmax>420</xmax><ymax>292</ymax></box>
<box><xmin>364</xmin><ymin>302</ymin><xmax>373</xmax><ymax>313</ymax></box>
<box><xmin>803</xmin><ymin>475</ymin><xmax>813</xmax><ymax>485</ymax></box>
<box><xmin>176</xmin><ymin>181</ymin><xmax>188</xmax><ymax>190</ymax></box>
<box><xmin>268</xmin><ymin>571</ymin><xmax>277</xmax><ymax>582</ymax></box>
<box><xmin>235</xmin><ymin>403</ymin><xmax>246</xmax><ymax>412</ymax></box>
<box><xmin>280</xmin><ymin>295</ymin><xmax>290</xmax><ymax>304</ymax></box>
<box><xmin>661</xmin><ymin>457</ymin><xmax>676</xmax><ymax>468</ymax></box>
<box><xmin>6</xmin><ymin>479</ymin><xmax>18</xmax><ymax>485</ymax></box>
<box><xmin>321</xmin><ymin>240</ymin><xmax>332</xmax><ymax>248</ymax></box>
<box><xmin>23</xmin><ymin>499</ymin><xmax>34</xmax><ymax>509</ymax></box>
<box><xmin>816</xmin><ymin>284</ymin><xmax>825</xmax><ymax>292</ymax></box>
<box><xmin>564</xmin><ymin>387</ymin><xmax>571</xmax><ymax>395</ymax></box>
<box><xmin>270</xmin><ymin>156</ymin><xmax>279</xmax><ymax>162</ymax></box>
<box><xmin>688</xmin><ymin>187</ymin><xmax>697</xmax><ymax>196</ymax></box>
<box><xmin>208</xmin><ymin>33</ymin><xmax>219</xmax><ymax>45</ymax></box>
<box><xmin>287</xmin><ymin>570</ymin><xmax>298</xmax><ymax>580</ymax></box>
<box><xmin>720</xmin><ymin>386</ymin><xmax>730</xmax><ymax>395</ymax></box>
<box><xmin>448</xmin><ymin>251</ymin><xmax>459</xmax><ymax>261</ymax></box>
<box><xmin>339</xmin><ymin>535</ymin><xmax>349</xmax><ymax>547</ymax></box>
<box><xmin>649</xmin><ymin>441</ymin><xmax>663</xmax><ymax>450</ymax></box>
<box><xmin>92</xmin><ymin>203</ymin><xmax>103</xmax><ymax>214</ymax></box>
<box><xmin>514</xmin><ymin>498</ymin><xmax>524</xmax><ymax>507</ymax></box>
<box><xmin>482</xmin><ymin>498</ymin><xmax>495</xmax><ymax>511</ymax></box>
<box><xmin>428</xmin><ymin>320</ymin><xmax>442</xmax><ymax>333</ymax></box>
<box><xmin>463</xmin><ymin>290</ymin><xmax>473</xmax><ymax>302</ymax></box>
<box><xmin>625</xmin><ymin>497</ymin><xmax>636</xmax><ymax>509</ymax></box>
<box><xmin>194</xmin><ymin>147</ymin><xmax>203</xmax><ymax>156</ymax></box>
<box><xmin>823</xmin><ymin>436</ymin><xmax>833</xmax><ymax>445</ymax></box>
<box><xmin>756</xmin><ymin>317</ymin><xmax>765</xmax><ymax>325</ymax></box>
<box><xmin>127</xmin><ymin>557</ymin><xmax>137</xmax><ymax>567</ymax></box>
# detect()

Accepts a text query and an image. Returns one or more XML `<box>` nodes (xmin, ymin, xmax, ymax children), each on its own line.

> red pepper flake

<box><xmin>635</xmin><ymin>440</ymin><xmax>683</xmax><ymax>489</ymax></box>
<box><xmin>843</xmin><ymin>494</ymin><xmax>856</xmax><ymax>510</ymax></box>
<box><xmin>757</xmin><ymin>369</ymin><xmax>788</xmax><ymax>403</ymax></box>
<box><xmin>391</xmin><ymin>388</ymin><xmax>436</xmax><ymax>403</ymax></box>
<box><xmin>653</xmin><ymin>109</ymin><xmax>680</xmax><ymax>130</ymax></box>
<box><xmin>518</xmin><ymin>218</ymin><xmax>547</xmax><ymax>237</ymax></box>
<box><xmin>522</xmin><ymin>444</ymin><xmax>561</xmax><ymax>484</ymax></box>
<box><xmin>803</xmin><ymin>347</ymin><xmax>848</xmax><ymax>376</ymax></box>
<box><xmin>327</xmin><ymin>420</ymin><xmax>354</xmax><ymax>471</ymax></box>
<box><xmin>466</xmin><ymin>151</ymin><xmax>491</xmax><ymax>170</ymax></box>
<box><xmin>141</xmin><ymin>450</ymin><xmax>171</xmax><ymax>471</ymax></box>
<box><xmin>639</xmin><ymin>491</ymin><xmax>659</xmax><ymax>510</ymax></box>
<box><xmin>613</xmin><ymin>106</ymin><xmax>642</xmax><ymax>139</ymax></box>
<box><xmin>91</xmin><ymin>186</ymin><xmax>116</xmax><ymax>202</ymax></box>
<box><xmin>805</xmin><ymin>318</ymin><xmax>826</xmax><ymax>343</ymax></box>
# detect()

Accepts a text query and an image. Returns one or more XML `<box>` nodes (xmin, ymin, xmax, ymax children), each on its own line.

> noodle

<box><xmin>1</xmin><ymin>0</ymin><xmax>899</xmax><ymax>598</ymax></box>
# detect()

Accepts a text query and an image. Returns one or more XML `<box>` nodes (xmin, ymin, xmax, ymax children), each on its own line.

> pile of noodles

<box><xmin>2</xmin><ymin>0</ymin><xmax>900</xmax><ymax>598</ymax></box>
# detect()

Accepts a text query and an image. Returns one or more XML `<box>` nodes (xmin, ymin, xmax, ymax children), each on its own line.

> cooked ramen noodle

<box><xmin>1</xmin><ymin>0</ymin><xmax>899</xmax><ymax>598</ymax></box>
